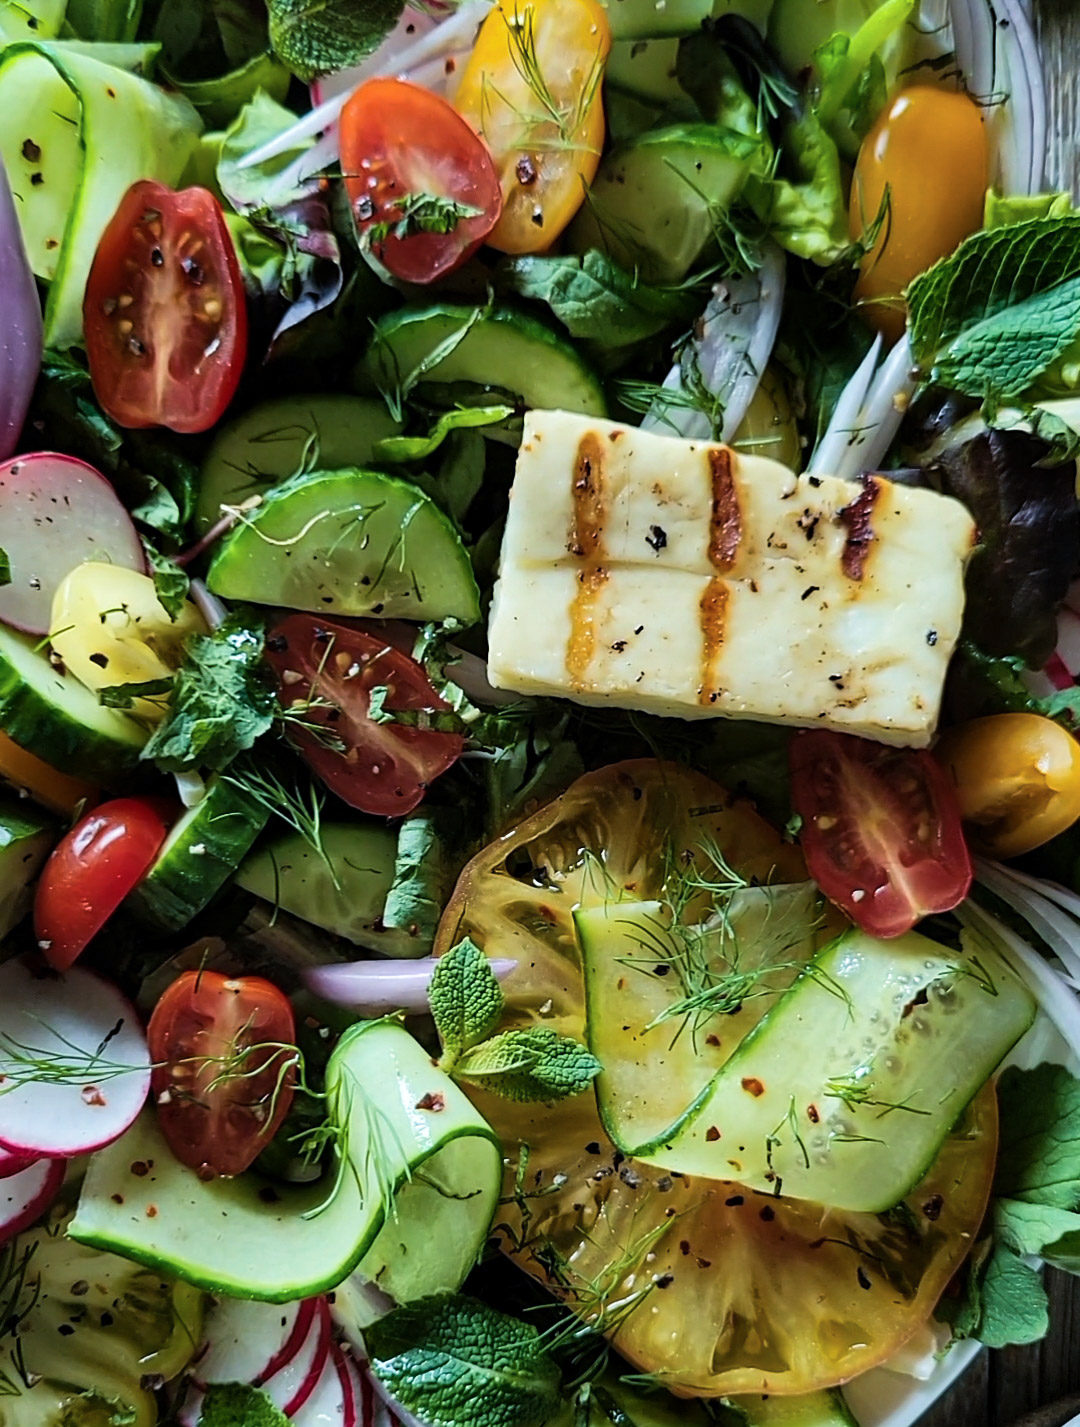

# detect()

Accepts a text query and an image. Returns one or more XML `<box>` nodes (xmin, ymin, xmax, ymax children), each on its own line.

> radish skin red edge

<box><xmin>192</xmin><ymin>1297</ymin><xmax>312</xmax><ymax>1390</ymax></box>
<box><xmin>0</xmin><ymin>957</ymin><xmax>151</xmax><ymax>1157</ymax></box>
<box><xmin>0</xmin><ymin>1157</ymin><xmax>64</xmax><ymax>1246</ymax></box>
<box><xmin>0</xmin><ymin>451</ymin><xmax>147</xmax><ymax>635</ymax></box>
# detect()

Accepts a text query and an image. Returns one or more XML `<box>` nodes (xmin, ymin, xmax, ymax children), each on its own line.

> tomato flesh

<box><xmin>790</xmin><ymin>731</ymin><xmax>972</xmax><ymax>938</ymax></box>
<box><xmin>33</xmin><ymin>796</ymin><xmax>173</xmax><ymax>970</ymax></box>
<box><xmin>265</xmin><ymin>614</ymin><xmax>464</xmax><ymax>818</ymax></box>
<box><xmin>83</xmin><ymin>180</ymin><xmax>247</xmax><ymax>434</ymax></box>
<box><xmin>341</xmin><ymin>79</ymin><xmax>502</xmax><ymax>283</ymax></box>
<box><xmin>148</xmin><ymin>970</ymin><xmax>297</xmax><ymax>1178</ymax></box>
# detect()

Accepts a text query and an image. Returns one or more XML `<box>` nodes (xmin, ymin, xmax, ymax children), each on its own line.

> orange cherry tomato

<box><xmin>849</xmin><ymin>86</ymin><xmax>989</xmax><ymax>342</ymax></box>
<box><xmin>454</xmin><ymin>0</ymin><xmax>611</xmax><ymax>253</ymax></box>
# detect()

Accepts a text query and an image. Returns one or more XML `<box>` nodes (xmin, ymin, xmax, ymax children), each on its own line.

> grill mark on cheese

<box><xmin>837</xmin><ymin>475</ymin><xmax>882</xmax><ymax>580</ymax></box>
<box><xmin>698</xmin><ymin>448</ymin><xmax>740</xmax><ymax>704</ymax></box>
<box><xmin>698</xmin><ymin>578</ymin><xmax>729</xmax><ymax>705</ymax></box>
<box><xmin>706</xmin><ymin>447</ymin><xmax>742</xmax><ymax>572</ymax></box>
<box><xmin>566</xmin><ymin>432</ymin><xmax>609</xmax><ymax>689</ymax></box>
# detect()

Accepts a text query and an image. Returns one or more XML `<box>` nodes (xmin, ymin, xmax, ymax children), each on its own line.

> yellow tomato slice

<box><xmin>50</xmin><ymin>564</ymin><xmax>207</xmax><ymax>724</ymax></box>
<box><xmin>435</xmin><ymin>760</ymin><xmax>998</xmax><ymax>1396</ymax></box>
<box><xmin>938</xmin><ymin>713</ymin><xmax>1080</xmax><ymax>859</ymax></box>
<box><xmin>454</xmin><ymin>0</ymin><xmax>611</xmax><ymax>253</ymax></box>
<box><xmin>850</xmin><ymin>86</ymin><xmax>988</xmax><ymax>341</ymax></box>
<box><xmin>0</xmin><ymin>729</ymin><xmax>97</xmax><ymax>816</ymax></box>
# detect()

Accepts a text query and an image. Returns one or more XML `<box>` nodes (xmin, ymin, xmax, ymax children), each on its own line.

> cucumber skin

<box><xmin>0</xmin><ymin>796</ymin><xmax>54</xmax><ymax>940</ymax></box>
<box><xmin>0</xmin><ymin>629</ymin><xmax>146</xmax><ymax>786</ymax></box>
<box><xmin>127</xmin><ymin>777</ymin><xmax>269</xmax><ymax>931</ymax></box>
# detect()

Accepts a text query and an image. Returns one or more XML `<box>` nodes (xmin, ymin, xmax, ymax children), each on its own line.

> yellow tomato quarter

<box><xmin>50</xmin><ymin>563</ymin><xmax>207</xmax><ymax>724</ymax></box>
<box><xmin>938</xmin><ymin>712</ymin><xmax>1080</xmax><ymax>859</ymax></box>
<box><xmin>849</xmin><ymin>86</ymin><xmax>989</xmax><ymax>342</ymax></box>
<box><xmin>454</xmin><ymin>0</ymin><xmax>611</xmax><ymax>253</ymax></box>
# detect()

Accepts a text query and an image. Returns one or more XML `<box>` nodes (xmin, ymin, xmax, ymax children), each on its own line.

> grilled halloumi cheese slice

<box><xmin>487</xmin><ymin>410</ymin><xmax>977</xmax><ymax>746</ymax></box>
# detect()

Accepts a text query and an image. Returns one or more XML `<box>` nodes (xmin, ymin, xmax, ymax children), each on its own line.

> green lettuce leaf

<box><xmin>984</xmin><ymin>190</ymin><xmax>1075</xmax><ymax>230</ymax></box>
<box><xmin>381</xmin><ymin>807</ymin><xmax>454</xmax><ymax>952</ymax></box>
<box><xmin>267</xmin><ymin>0</ymin><xmax>405</xmax><ymax>80</ymax></box>
<box><xmin>743</xmin><ymin>109</ymin><xmax>849</xmax><ymax>264</ymax></box>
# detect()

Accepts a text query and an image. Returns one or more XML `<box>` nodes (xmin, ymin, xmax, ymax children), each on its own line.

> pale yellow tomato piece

<box><xmin>938</xmin><ymin>713</ymin><xmax>1080</xmax><ymax>859</ymax></box>
<box><xmin>454</xmin><ymin>0</ymin><xmax>611</xmax><ymax>253</ymax></box>
<box><xmin>50</xmin><ymin>564</ymin><xmax>207</xmax><ymax>723</ymax></box>
<box><xmin>850</xmin><ymin>86</ymin><xmax>989</xmax><ymax>342</ymax></box>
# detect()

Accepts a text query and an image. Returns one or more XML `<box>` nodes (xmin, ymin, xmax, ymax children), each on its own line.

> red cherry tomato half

<box><xmin>147</xmin><ymin>970</ymin><xmax>297</xmax><ymax>1178</ymax></box>
<box><xmin>340</xmin><ymin>78</ymin><xmax>502</xmax><ymax>283</ymax></box>
<box><xmin>789</xmin><ymin>731</ymin><xmax>972</xmax><ymax>939</ymax></box>
<box><xmin>83</xmin><ymin>180</ymin><xmax>248</xmax><ymax>434</ymax></box>
<box><xmin>265</xmin><ymin>614</ymin><xmax>464</xmax><ymax>818</ymax></box>
<box><xmin>33</xmin><ymin>796</ymin><xmax>174</xmax><ymax>970</ymax></box>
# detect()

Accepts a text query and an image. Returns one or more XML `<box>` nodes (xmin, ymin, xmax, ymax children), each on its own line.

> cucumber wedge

<box><xmin>195</xmin><ymin>394</ymin><xmax>402</xmax><ymax>535</ymax></box>
<box><xmin>568</xmin><ymin>123</ymin><xmax>763</xmax><ymax>282</ymax></box>
<box><xmin>578</xmin><ymin>907</ymin><xmax>1036</xmax><ymax>1212</ymax></box>
<box><xmin>605</xmin><ymin>38</ymin><xmax>682</xmax><ymax>102</ymax></box>
<box><xmin>237</xmin><ymin>821</ymin><xmax>434</xmax><ymax>958</ymax></box>
<box><xmin>0</xmin><ymin>622</ymin><xmax>146</xmax><ymax>783</ymax></box>
<box><xmin>0</xmin><ymin>796</ymin><xmax>53</xmax><ymax>938</ymax></box>
<box><xmin>206</xmin><ymin>467</ymin><xmax>481</xmax><ymax>624</ymax></box>
<box><xmin>70</xmin><ymin>1019</ymin><xmax>502</xmax><ymax>1302</ymax></box>
<box><xmin>731</xmin><ymin>1391</ymin><xmax>857</xmax><ymax>1427</ymax></box>
<box><xmin>0</xmin><ymin>40</ymin><xmax>200</xmax><ymax>346</ymax></box>
<box><xmin>0</xmin><ymin>0</ymin><xmax>65</xmax><ymax>41</ymax></box>
<box><xmin>127</xmin><ymin>774</ymin><xmax>269</xmax><ymax>931</ymax></box>
<box><xmin>360</xmin><ymin>303</ymin><xmax>607</xmax><ymax>419</ymax></box>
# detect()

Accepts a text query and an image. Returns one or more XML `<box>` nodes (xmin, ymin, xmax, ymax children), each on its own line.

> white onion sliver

<box><xmin>993</xmin><ymin>861</ymin><xmax>1080</xmax><ymax>924</ymax></box>
<box><xmin>975</xmin><ymin>860</ymin><xmax>1080</xmax><ymax>987</ymax></box>
<box><xmin>958</xmin><ymin>900</ymin><xmax>1080</xmax><ymax>1059</ymax></box>
<box><xmin>834</xmin><ymin>333</ymin><xmax>917</xmax><ymax>481</ymax></box>
<box><xmin>808</xmin><ymin>334</ymin><xmax>882</xmax><ymax>478</ymax></box>
<box><xmin>302</xmin><ymin>956</ymin><xmax>516</xmax><ymax>1015</ymax></box>
<box><xmin>173</xmin><ymin>769</ymin><xmax>207</xmax><ymax>810</ymax></box>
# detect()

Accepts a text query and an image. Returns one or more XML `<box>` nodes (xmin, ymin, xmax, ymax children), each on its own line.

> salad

<box><xmin>0</xmin><ymin>0</ymin><xmax>1077</xmax><ymax>1424</ymax></box>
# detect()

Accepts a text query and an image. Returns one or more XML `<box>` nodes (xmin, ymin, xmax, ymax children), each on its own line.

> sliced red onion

<box><xmin>302</xmin><ymin>956</ymin><xmax>516</xmax><ymax>1015</ymax></box>
<box><xmin>1055</xmin><ymin>606</ymin><xmax>1080</xmax><ymax>679</ymax></box>
<box><xmin>948</xmin><ymin>0</ymin><xmax>1045</xmax><ymax>196</ymax></box>
<box><xmin>0</xmin><ymin>154</ymin><xmax>42</xmax><ymax>462</ymax></box>
<box><xmin>831</xmin><ymin>333</ymin><xmax>918</xmax><ymax>482</ymax></box>
<box><xmin>189</xmin><ymin>578</ymin><xmax>228</xmax><ymax>631</ymax></box>
<box><xmin>807</xmin><ymin>333</ymin><xmax>882</xmax><ymax>478</ymax></box>
<box><xmin>236</xmin><ymin>0</ymin><xmax>493</xmax><ymax>175</ymax></box>
<box><xmin>642</xmin><ymin>243</ymin><xmax>785</xmax><ymax>444</ymax></box>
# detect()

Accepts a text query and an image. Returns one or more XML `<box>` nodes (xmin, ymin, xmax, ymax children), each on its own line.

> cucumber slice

<box><xmin>0</xmin><ymin>622</ymin><xmax>146</xmax><ymax>784</ymax></box>
<box><xmin>0</xmin><ymin>796</ymin><xmax>53</xmax><ymax>939</ymax></box>
<box><xmin>127</xmin><ymin>775</ymin><xmax>269</xmax><ymax>931</ymax></box>
<box><xmin>731</xmin><ymin>1390</ymin><xmax>857</xmax><ymax>1426</ymax></box>
<box><xmin>237</xmin><ymin>822</ymin><xmax>432</xmax><ymax>958</ymax></box>
<box><xmin>605</xmin><ymin>38</ymin><xmax>682</xmax><ymax>102</ymax></box>
<box><xmin>568</xmin><ymin>123</ymin><xmax>763</xmax><ymax>282</ymax></box>
<box><xmin>70</xmin><ymin>1019</ymin><xmax>502</xmax><ymax>1302</ymax></box>
<box><xmin>0</xmin><ymin>41</ymin><xmax>200</xmax><ymax>346</ymax></box>
<box><xmin>359</xmin><ymin>303</ymin><xmax>607</xmax><ymax>419</ymax></box>
<box><xmin>195</xmin><ymin>394</ymin><xmax>402</xmax><ymax>535</ymax></box>
<box><xmin>206</xmin><ymin>467</ymin><xmax>481</xmax><ymax>624</ymax></box>
<box><xmin>597</xmin><ymin>0</ymin><xmax>709</xmax><ymax>40</ymax></box>
<box><xmin>578</xmin><ymin>907</ymin><xmax>1036</xmax><ymax>1212</ymax></box>
<box><xmin>0</xmin><ymin>0</ymin><xmax>65</xmax><ymax>41</ymax></box>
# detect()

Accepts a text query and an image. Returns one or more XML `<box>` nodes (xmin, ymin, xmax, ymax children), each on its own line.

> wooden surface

<box><xmin>917</xmin><ymin>8</ymin><xmax>1080</xmax><ymax>1424</ymax></box>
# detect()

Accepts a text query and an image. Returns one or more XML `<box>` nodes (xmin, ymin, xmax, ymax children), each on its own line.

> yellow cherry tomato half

<box><xmin>0</xmin><ymin>729</ymin><xmax>97</xmax><ymax>816</ymax></box>
<box><xmin>849</xmin><ymin>86</ymin><xmax>989</xmax><ymax>342</ymax></box>
<box><xmin>937</xmin><ymin>713</ymin><xmax>1080</xmax><ymax>859</ymax></box>
<box><xmin>50</xmin><ymin>563</ymin><xmax>207</xmax><ymax>724</ymax></box>
<box><xmin>453</xmin><ymin>0</ymin><xmax>611</xmax><ymax>254</ymax></box>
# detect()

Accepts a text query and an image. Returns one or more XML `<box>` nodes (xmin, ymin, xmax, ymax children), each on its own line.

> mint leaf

<box><xmin>141</xmin><ymin>619</ymin><xmax>276</xmax><ymax>772</ymax></box>
<box><xmin>375</xmin><ymin>406</ymin><xmax>514</xmax><ymax>466</ymax></box>
<box><xmin>455</xmin><ymin>1028</ymin><xmax>601</xmax><ymax>1103</ymax></box>
<box><xmin>98</xmin><ymin>677</ymin><xmax>175</xmax><ymax>710</ymax></box>
<box><xmin>501</xmin><ymin>250</ymin><xmax>701</xmax><ymax>346</ymax></box>
<box><xmin>366</xmin><ymin>1294</ymin><xmax>561</xmax><ymax>1427</ymax></box>
<box><xmin>907</xmin><ymin>216</ymin><xmax>1080</xmax><ymax>395</ymax></box>
<box><xmin>267</xmin><ymin>0</ymin><xmax>405</xmax><ymax>79</ymax></box>
<box><xmin>0</xmin><ymin>547</ymin><xmax>9</xmax><ymax>589</ymax></box>
<box><xmin>929</xmin><ymin>276</ymin><xmax>1080</xmax><ymax>399</ymax></box>
<box><xmin>198</xmin><ymin>1382</ymin><xmax>289</xmax><ymax>1427</ymax></box>
<box><xmin>974</xmin><ymin>1244</ymin><xmax>1049</xmax><ymax>1349</ymax></box>
<box><xmin>430</xmin><ymin>938</ymin><xmax>505</xmax><ymax>1064</ymax></box>
<box><xmin>382</xmin><ymin>808</ymin><xmax>453</xmax><ymax>954</ymax></box>
<box><xmin>144</xmin><ymin>543</ymin><xmax>190</xmax><ymax>622</ymax></box>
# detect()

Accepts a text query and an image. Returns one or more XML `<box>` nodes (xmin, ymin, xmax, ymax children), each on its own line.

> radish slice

<box><xmin>291</xmin><ymin>1338</ymin><xmax>351</xmax><ymax>1427</ymax></box>
<box><xmin>0</xmin><ymin>956</ymin><xmax>150</xmax><ymax>1157</ymax></box>
<box><xmin>346</xmin><ymin>1355</ymin><xmax>402</xmax><ymax>1427</ymax></box>
<box><xmin>0</xmin><ymin>451</ymin><xmax>146</xmax><ymax>635</ymax></box>
<box><xmin>263</xmin><ymin>1297</ymin><xmax>332</xmax><ymax>1417</ymax></box>
<box><xmin>193</xmin><ymin>1297</ymin><xmax>310</xmax><ymax>1390</ymax></box>
<box><xmin>0</xmin><ymin>1145</ymin><xmax>38</xmax><ymax>1180</ymax></box>
<box><xmin>176</xmin><ymin>1385</ymin><xmax>204</xmax><ymax>1427</ymax></box>
<box><xmin>0</xmin><ymin>1156</ymin><xmax>64</xmax><ymax>1244</ymax></box>
<box><xmin>335</xmin><ymin>1346</ymin><xmax>358</xmax><ymax>1427</ymax></box>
